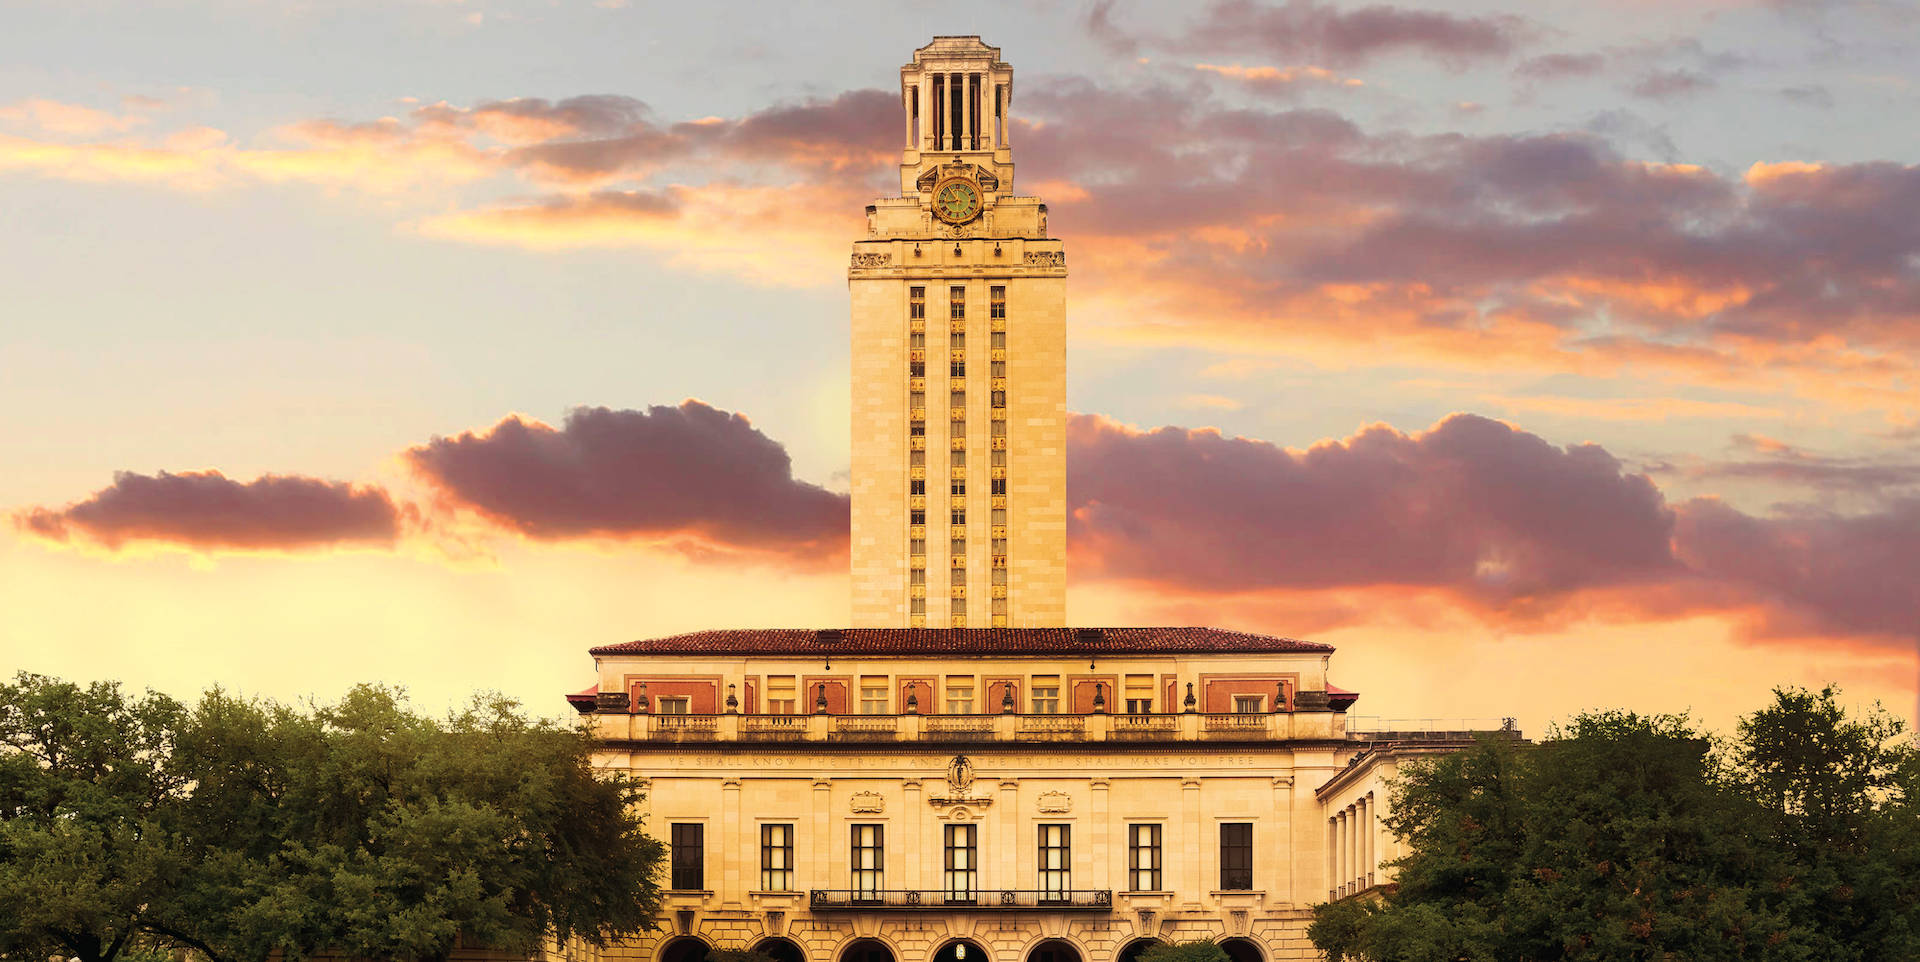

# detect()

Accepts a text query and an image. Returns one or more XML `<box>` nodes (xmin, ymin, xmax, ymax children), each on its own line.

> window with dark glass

<box><xmin>951</xmin><ymin>360</ymin><xmax>965</xmax><ymax>377</ymax></box>
<box><xmin>950</xmin><ymin>286</ymin><xmax>965</xmax><ymax>320</ymax></box>
<box><xmin>911</xmin><ymin>510</ymin><xmax>926</xmax><ymax>525</ymax></box>
<box><xmin>952</xmin><ymin>510</ymin><xmax>966</xmax><ymax>525</ymax></box>
<box><xmin>1128</xmin><ymin>824</ymin><xmax>1162</xmax><ymax>891</ymax></box>
<box><xmin>1038</xmin><ymin>824</ymin><xmax>1070</xmax><ymax>898</ymax></box>
<box><xmin>1220</xmin><ymin>822</ymin><xmax>1253</xmax><ymax>890</ymax></box>
<box><xmin>911</xmin><ymin>479</ymin><xmax>926</xmax><ymax>495</ymax></box>
<box><xmin>991</xmin><ymin>478</ymin><xmax>1006</xmax><ymax>495</ymax></box>
<box><xmin>761</xmin><ymin>823</ymin><xmax>793</xmax><ymax>890</ymax></box>
<box><xmin>670</xmin><ymin>823</ymin><xmax>704</xmax><ymax>890</ymax></box>
<box><xmin>989</xmin><ymin>286</ymin><xmax>1006</xmax><ymax>318</ymax></box>
<box><xmin>851</xmin><ymin>824</ymin><xmax>884</xmax><ymax>899</ymax></box>
<box><xmin>910</xmin><ymin>286</ymin><xmax>926</xmax><ymax>319</ymax></box>
<box><xmin>944</xmin><ymin>823</ymin><xmax>977</xmax><ymax>900</ymax></box>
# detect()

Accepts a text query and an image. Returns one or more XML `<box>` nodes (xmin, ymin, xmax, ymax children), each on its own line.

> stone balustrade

<box><xmin>590</xmin><ymin>709</ymin><xmax>1349</xmax><ymax>744</ymax></box>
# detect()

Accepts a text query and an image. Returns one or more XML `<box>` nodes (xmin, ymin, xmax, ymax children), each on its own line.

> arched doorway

<box><xmin>1026</xmin><ymin>940</ymin><xmax>1080</xmax><ymax>962</ymax></box>
<box><xmin>1217</xmin><ymin>939</ymin><xmax>1263</xmax><ymax>962</ymax></box>
<box><xmin>659</xmin><ymin>938</ymin><xmax>711</xmax><ymax>962</ymax></box>
<box><xmin>932</xmin><ymin>940</ymin><xmax>989</xmax><ymax>962</ymax></box>
<box><xmin>756</xmin><ymin>939</ymin><xmax>806</xmax><ymax>962</ymax></box>
<box><xmin>842</xmin><ymin>939</ymin><xmax>895</xmax><ymax>962</ymax></box>
<box><xmin>1116</xmin><ymin>940</ymin><xmax>1162</xmax><ymax>962</ymax></box>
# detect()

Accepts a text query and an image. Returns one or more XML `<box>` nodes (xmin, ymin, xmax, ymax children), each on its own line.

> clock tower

<box><xmin>849</xmin><ymin>36</ymin><xmax>1066</xmax><ymax>628</ymax></box>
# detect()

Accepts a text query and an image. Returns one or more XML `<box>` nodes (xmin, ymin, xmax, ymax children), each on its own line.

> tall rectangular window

<box><xmin>860</xmin><ymin>677</ymin><xmax>888</xmax><ymax>715</ymax></box>
<box><xmin>851</xmin><ymin>824</ymin><xmax>884</xmax><ymax>900</ymax></box>
<box><xmin>1124</xmin><ymin>675</ymin><xmax>1154</xmax><ymax>714</ymax></box>
<box><xmin>944</xmin><ymin>823</ymin><xmax>977</xmax><ymax>901</ymax></box>
<box><xmin>950</xmin><ymin>285</ymin><xmax>965</xmax><ymax>321</ymax></box>
<box><xmin>766</xmin><ymin>676</ymin><xmax>796</xmax><ymax>715</ymax></box>
<box><xmin>1031</xmin><ymin>677</ymin><xmax>1060</xmax><ymax>714</ymax></box>
<box><xmin>670</xmin><ymin>823</ymin><xmax>704</xmax><ymax>890</ymax></box>
<box><xmin>909</xmin><ymin>286</ymin><xmax>925</xmax><ymax>319</ymax></box>
<box><xmin>1038</xmin><ymin>823</ymin><xmax>1071</xmax><ymax>899</ymax></box>
<box><xmin>946</xmin><ymin>677</ymin><xmax>975</xmax><ymax>713</ymax></box>
<box><xmin>1129</xmin><ymin>824</ymin><xmax>1162</xmax><ymax>891</ymax></box>
<box><xmin>990</xmin><ymin>285</ymin><xmax>1006</xmax><ymax>319</ymax></box>
<box><xmin>1221</xmin><ymin>822</ymin><xmax>1253</xmax><ymax>890</ymax></box>
<box><xmin>761</xmin><ymin>823</ymin><xmax>793</xmax><ymax>891</ymax></box>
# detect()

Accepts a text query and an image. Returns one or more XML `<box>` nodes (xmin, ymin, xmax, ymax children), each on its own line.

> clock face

<box><xmin>933</xmin><ymin>178</ymin><xmax>982</xmax><ymax>224</ymax></box>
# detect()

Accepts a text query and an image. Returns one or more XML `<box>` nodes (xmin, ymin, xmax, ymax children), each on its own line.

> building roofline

<box><xmin>589</xmin><ymin>626</ymin><xmax>1334</xmax><ymax>657</ymax></box>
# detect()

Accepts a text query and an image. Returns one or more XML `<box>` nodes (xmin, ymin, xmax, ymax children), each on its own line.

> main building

<box><xmin>568</xmin><ymin>37</ymin><xmax>1512</xmax><ymax>962</ymax></box>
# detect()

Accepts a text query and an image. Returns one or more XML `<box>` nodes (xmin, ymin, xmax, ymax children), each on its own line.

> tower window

<box><xmin>950</xmin><ymin>286</ymin><xmax>965</xmax><ymax>320</ymax></box>
<box><xmin>951</xmin><ymin>510</ymin><xmax>966</xmax><ymax>525</ymax></box>
<box><xmin>951</xmin><ymin>361</ymin><xmax>965</xmax><ymax>377</ymax></box>
<box><xmin>909</xmin><ymin>286</ymin><xmax>925</xmax><ymax>319</ymax></box>
<box><xmin>911</xmin><ymin>360</ymin><xmax>925</xmax><ymax>377</ymax></box>
<box><xmin>990</xmin><ymin>286</ymin><xmax>1005</xmax><ymax>319</ymax></box>
<box><xmin>991</xmin><ymin>478</ymin><xmax>1006</xmax><ymax>495</ymax></box>
<box><xmin>911</xmin><ymin>510</ymin><xmax>925</xmax><ymax>525</ymax></box>
<box><xmin>911</xmin><ymin>479</ymin><xmax>925</xmax><ymax>495</ymax></box>
<box><xmin>952</xmin><ymin>482</ymin><xmax>966</xmax><ymax>496</ymax></box>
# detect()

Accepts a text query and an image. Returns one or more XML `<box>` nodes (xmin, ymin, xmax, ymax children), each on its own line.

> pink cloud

<box><xmin>14</xmin><ymin>471</ymin><xmax>403</xmax><ymax>552</ymax></box>
<box><xmin>403</xmin><ymin>402</ymin><xmax>849</xmax><ymax>562</ymax></box>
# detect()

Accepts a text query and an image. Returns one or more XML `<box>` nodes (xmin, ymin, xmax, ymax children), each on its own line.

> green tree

<box><xmin>1735</xmin><ymin>685</ymin><xmax>1920</xmax><ymax>961</ymax></box>
<box><xmin>1136</xmin><ymin>940</ymin><xmax>1229</xmax><ymax>962</ymax></box>
<box><xmin>1311</xmin><ymin>712</ymin><xmax>1803</xmax><ymax>962</ymax></box>
<box><xmin>0</xmin><ymin>674</ymin><xmax>665</xmax><ymax>962</ymax></box>
<box><xmin>0</xmin><ymin>674</ymin><xmax>186</xmax><ymax>962</ymax></box>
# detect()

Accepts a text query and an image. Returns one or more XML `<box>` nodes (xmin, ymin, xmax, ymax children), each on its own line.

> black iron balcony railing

<box><xmin>808</xmin><ymin>889</ymin><xmax>1113</xmax><ymax>911</ymax></box>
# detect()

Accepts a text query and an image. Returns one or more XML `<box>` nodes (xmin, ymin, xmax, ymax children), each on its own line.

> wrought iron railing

<box><xmin>808</xmin><ymin>889</ymin><xmax>1112</xmax><ymax>911</ymax></box>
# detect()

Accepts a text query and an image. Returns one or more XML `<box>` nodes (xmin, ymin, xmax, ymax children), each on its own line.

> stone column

<box><xmin>1091</xmin><ymin>778</ymin><xmax>1111</xmax><ymax>892</ymax></box>
<box><xmin>1181</xmin><ymin>778</ymin><xmax>1202</xmax><ymax>908</ymax></box>
<box><xmin>960</xmin><ymin>72</ymin><xmax>972</xmax><ymax>151</ymax></box>
<box><xmin>1271</xmin><ymin>776</ymin><xmax>1293</xmax><ymax>904</ymax></box>
<box><xmin>812</xmin><ymin>778</ymin><xmax>831</xmax><ymax>893</ymax></box>
<box><xmin>722</xmin><ymin>778</ymin><xmax>742</xmax><ymax>904</ymax></box>
<box><xmin>903</xmin><ymin>779</ymin><xmax>924</xmax><ymax>891</ymax></box>
<box><xmin>920</xmin><ymin>77</ymin><xmax>934</xmax><ymax>150</ymax></box>
<box><xmin>998</xmin><ymin>779</ymin><xmax>1021</xmax><ymax>890</ymax></box>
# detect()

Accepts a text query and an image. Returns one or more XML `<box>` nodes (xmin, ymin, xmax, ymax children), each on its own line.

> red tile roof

<box><xmin>589</xmin><ymin>626</ymin><xmax>1333</xmax><ymax>657</ymax></box>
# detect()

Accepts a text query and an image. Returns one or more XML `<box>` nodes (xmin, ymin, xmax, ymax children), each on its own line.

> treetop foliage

<box><xmin>0</xmin><ymin>673</ymin><xmax>665</xmax><ymax>962</ymax></box>
<box><xmin>1311</xmin><ymin>687</ymin><xmax>1920</xmax><ymax>962</ymax></box>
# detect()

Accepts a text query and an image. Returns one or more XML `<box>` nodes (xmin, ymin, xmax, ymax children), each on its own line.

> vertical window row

<box><xmin>908</xmin><ymin>286</ymin><xmax>927</xmax><ymax>627</ymax></box>
<box><xmin>989</xmin><ymin>285</ymin><xmax>1009</xmax><ymax>626</ymax></box>
<box><xmin>949</xmin><ymin>285</ymin><xmax>967</xmax><ymax>628</ymax></box>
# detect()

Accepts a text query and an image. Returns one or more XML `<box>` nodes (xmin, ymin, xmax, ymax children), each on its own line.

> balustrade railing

<box><xmin>832</xmin><ymin>715</ymin><xmax>899</xmax><ymax>739</ymax></box>
<box><xmin>808</xmin><ymin>889</ymin><xmax>1112</xmax><ymax>911</ymax></box>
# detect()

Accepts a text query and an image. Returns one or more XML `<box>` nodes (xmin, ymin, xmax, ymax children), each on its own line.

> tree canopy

<box><xmin>1310</xmin><ymin>687</ymin><xmax>1920</xmax><ymax>962</ymax></box>
<box><xmin>0</xmin><ymin>673</ymin><xmax>665</xmax><ymax>962</ymax></box>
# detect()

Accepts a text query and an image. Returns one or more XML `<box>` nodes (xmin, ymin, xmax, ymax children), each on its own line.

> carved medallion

<box><xmin>947</xmin><ymin>754</ymin><xmax>975</xmax><ymax>793</ymax></box>
<box><xmin>850</xmin><ymin>790</ymin><xmax>885</xmax><ymax>813</ymax></box>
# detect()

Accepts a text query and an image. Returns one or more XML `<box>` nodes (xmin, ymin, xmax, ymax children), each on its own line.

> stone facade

<box><xmin>849</xmin><ymin>36</ymin><xmax>1067</xmax><ymax>628</ymax></box>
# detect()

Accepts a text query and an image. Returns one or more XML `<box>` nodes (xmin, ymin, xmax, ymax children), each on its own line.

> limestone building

<box><xmin>848</xmin><ymin>36</ymin><xmax>1066</xmax><ymax>629</ymax></box>
<box><xmin>567</xmin><ymin>36</ymin><xmax>1514</xmax><ymax>962</ymax></box>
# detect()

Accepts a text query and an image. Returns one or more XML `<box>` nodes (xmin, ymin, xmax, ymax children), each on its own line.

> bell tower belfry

<box><xmin>849</xmin><ymin>36</ymin><xmax>1067</xmax><ymax>629</ymax></box>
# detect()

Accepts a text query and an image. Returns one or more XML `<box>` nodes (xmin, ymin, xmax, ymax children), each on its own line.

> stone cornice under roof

<box><xmin>589</xmin><ymin>626</ymin><xmax>1333</xmax><ymax>658</ymax></box>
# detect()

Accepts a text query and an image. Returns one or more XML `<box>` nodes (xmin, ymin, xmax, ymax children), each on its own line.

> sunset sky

<box><xmin>3</xmin><ymin>0</ymin><xmax>1916</xmax><ymax>737</ymax></box>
